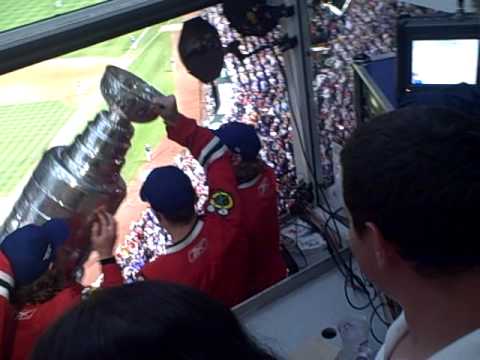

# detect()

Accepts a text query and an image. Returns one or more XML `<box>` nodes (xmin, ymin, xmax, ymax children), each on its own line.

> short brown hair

<box><xmin>12</xmin><ymin>267</ymin><xmax>66</xmax><ymax>307</ymax></box>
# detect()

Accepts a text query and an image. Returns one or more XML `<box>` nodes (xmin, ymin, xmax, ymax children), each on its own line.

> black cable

<box><xmin>294</xmin><ymin>219</ymin><xmax>309</xmax><ymax>267</ymax></box>
<box><xmin>324</xmin><ymin>238</ymin><xmax>349</xmax><ymax>278</ymax></box>
<box><xmin>306</xmin><ymin>191</ymin><xmax>383</xmax><ymax>323</ymax></box>
<box><xmin>307</xmin><ymin>215</ymin><xmax>355</xmax><ymax>285</ymax></box>
<box><xmin>343</xmin><ymin>256</ymin><xmax>379</xmax><ymax>307</ymax></box>
<box><xmin>272</xmin><ymin>34</ymin><xmax>394</xmax><ymax>345</ymax></box>
<box><xmin>281</xmin><ymin>234</ymin><xmax>308</xmax><ymax>268</ymax></box>
<box><xmin>369</xmin><ymin>302</ymin><xmax>390</xmax><ymax>345</ymax></box>
<box><xmin>273</xmin><ymin>45</ymin><xmax>346</xmax><ymax>250</ymax></box>
<box><xmin>370</xmin><ymin>311</ymin><xmax>384</xmax><ymax>345</ymax></box>
<box><xmin>323</xmin><ymin>205</ymin><xmax>345</xmax><ymax>246</ymax></box>
<box><xmin>319</xmin><ymin>187</ymin><xmax>344</xmax><ymax>247</ymax></box>
<box><xmin>321</xmin><ymin>220</ymin><xmax>389</xmax><ymax>334</ymax></box>
<box><xmin>295</xmin><ymin>244</ymin><xmax>308</xmax><ymax>268</ymax></box>
<box><xmin>275</xmin><ymin>59</ymin><xmax>345</xmax><ymax>246</ymax></box>
<box><xmin>343</xmin><ymin>277</ymin><xmax>370</xmax><ymax>311</ymax></box>
<box><xmin>303</xmin><ymin>162</ymin><xmax>391</xmax><ymax>344</ymax></box>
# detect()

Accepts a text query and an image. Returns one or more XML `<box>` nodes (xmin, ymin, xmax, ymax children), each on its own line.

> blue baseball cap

<box><xmin>215</xmin><ymin>122</ymin><xmax>261</xmax><ymax>161</ymax></box>
<box><xmin>0</xmin><ymin>219</ymin><xmax>70</xmax><ymax>287</ymax></box>
<box><xmin>140</xmin><ymin>166</ymin><xmax>196</xmax><ymax>215</ymax></box>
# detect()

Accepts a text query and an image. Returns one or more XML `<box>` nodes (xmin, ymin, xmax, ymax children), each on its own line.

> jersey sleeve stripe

<box><xmin>238</xmin><ymin>174</ymin><xmax>263</xmax><ymax>189</ymax></box>
<box><xmin>198</xmin><ymin>136</ymin><xmax>221</xmax><ymax>166</ymax></box>
<box><xmin>203</xmin><ymin>145</ymin><xmax>228</xmax><ymax>170</ymax></box>
<box><xmin>0</xmin><ymin>286</ymin><xmax>9</xmax><ymax>301</ymax></box>
<box><xmin>0</xmin><ymin>271</ymin><xmax>14</xmax><ymax>288</ymax></box>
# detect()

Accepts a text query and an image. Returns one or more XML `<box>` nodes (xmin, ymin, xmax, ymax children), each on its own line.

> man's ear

<box><xmin>364</xmin><ymin>222</ymin><xmax>389</xmax><ymax>269</ymax></box>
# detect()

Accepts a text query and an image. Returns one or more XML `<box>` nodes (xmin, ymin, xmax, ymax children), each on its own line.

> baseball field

<box><xmin>0</xmin><ymin>0</ymin><xmax>177</xmax><ymax>207</ymax></box>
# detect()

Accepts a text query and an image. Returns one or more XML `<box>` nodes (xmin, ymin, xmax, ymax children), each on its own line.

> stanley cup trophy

<box><xmin>0</xmin><ymin>65</ymin><xmax>163</xmax><ymax>268</ymax></box>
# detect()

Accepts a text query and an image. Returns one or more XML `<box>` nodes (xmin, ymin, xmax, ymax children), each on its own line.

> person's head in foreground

<box><xmin>0</xmin><ymin>219</ymin><xmax>70</xmax><ymax>306</ymax></box>
<box><xmin>215</xmin><ymin>122</ymin><xmax>263</xmax><ymax>183</ymax></box>
<box><xmin>140</xmin><ymin>165</ymin><xmax>197</xmax><ymax>230</ymax></box>
<box><xmin>341</xmin><ymin>106</ymin><xmax>480</xmax><ymax>357</ymax></box>
<box><xmin>31</xmin><ymin>281</ymin><xmax>276</xmax><ymax>360</ymax></box>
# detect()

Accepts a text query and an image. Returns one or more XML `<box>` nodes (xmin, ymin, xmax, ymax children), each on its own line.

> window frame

<box><xmin>0</xmin><ymin>0</ymin><xmax>221</xmax><ymax>75</ymax></box>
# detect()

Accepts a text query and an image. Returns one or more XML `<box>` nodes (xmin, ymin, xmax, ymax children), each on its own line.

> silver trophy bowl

<box><xmin>0</xmin><ymin>65</ymin><xmax>163</xmax><ymax>268</ymax></box>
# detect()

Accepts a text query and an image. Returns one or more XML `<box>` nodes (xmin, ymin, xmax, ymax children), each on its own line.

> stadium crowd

<box><xmin>310</xmin><ymin>0</ymin><xmax>437</xmax><ymax>183</ymax></box>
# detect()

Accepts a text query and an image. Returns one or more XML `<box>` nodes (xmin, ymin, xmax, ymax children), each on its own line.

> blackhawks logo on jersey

<box><xmin>207</xmin><ymin>190</ymin><xmax>234</xmax><ymax>216</ymax></box>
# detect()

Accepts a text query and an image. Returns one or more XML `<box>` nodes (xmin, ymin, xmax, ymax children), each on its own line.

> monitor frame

<box><xmin>397</xmin><ymin>13</ymin><xmax>480</xmax><ymax>98</ymax></box>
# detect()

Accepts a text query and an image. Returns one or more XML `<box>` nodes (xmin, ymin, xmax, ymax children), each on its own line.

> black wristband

<box><xmin>99</xmin><ymin>257</ymin><xmax>116</xmax><ymax>265</ymax></box>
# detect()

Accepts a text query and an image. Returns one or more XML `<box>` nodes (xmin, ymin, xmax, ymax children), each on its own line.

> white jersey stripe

<box><xmin>0</xmin><ymin>286</ymin><xmax>9</xmax><ymax>301</ymax></box>
<box><xmin>238</xmin><ymin>174</ymin><xmax>263</xmax><ymax>189</ymax></box>
<box><xmin>204</xmin><ymin>145</ymin><xmax>228</xmax><ymax>171</ymax></box>
<box><xmin>198</xmin><ymin>137</ymin><xmax>221</xmax><ymax>166</ymax></box>
<box><xmin>165</xmin><ymin>220</ymin><xmax>205</xmax><ymax>255</ymax></box>
<box><xmin>0</xmin><ymin>270</ymin><xmax>14</xmax><ymax>288</ymax></box>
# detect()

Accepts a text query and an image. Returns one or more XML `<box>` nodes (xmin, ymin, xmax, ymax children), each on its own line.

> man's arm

<box><xmin>156</xmin><ymin>96</ymin><xmax>240</xmax><ymax>212</ymax></box>
<box><xmin>138</xmin><ymin>257</ymin><xmax>170</xmax><ymax>282</ymax></box>
<box><xmin>0</xmin><ymin>252</ymin><xmax>15</xmax><ymax>360</ymax></box>
<box><xmin>90</xmin><ymin>210</ymin><xmax>124</xmax><ymax>287</ymax></box>
<box><xmin>168</xmin><ymin>114</ymin><xmax>245</xmax><ymax>223</ymax></box>
<box><xmin>99</xmin><ymin>260</ymin><xmax>124</xmax><ymax>288</ymax></box>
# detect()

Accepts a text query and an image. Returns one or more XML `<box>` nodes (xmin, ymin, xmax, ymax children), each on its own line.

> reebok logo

<box><xmin>43</xmin><ymin>244</ymin><xmax>52</xmax><ymax>261</ymax></box>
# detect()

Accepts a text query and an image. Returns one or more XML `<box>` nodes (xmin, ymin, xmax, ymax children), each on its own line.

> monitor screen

<box><xmin>411</xmin><ymin>39</ymin><xmax>479</xmax><ymax>85</ymax></box>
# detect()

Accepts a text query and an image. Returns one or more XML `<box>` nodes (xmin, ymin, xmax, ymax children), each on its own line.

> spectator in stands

<box><xmin>215</xmin><ymin>121</ymin><xmax>287</xmax><ymax>295</ymax></box>
<box><xmin>0</xmin><ymin>210</ymin><xmax>123</xmax><ymax>360</ymax></box>
<box><xmin>31</xmin><ymin>281</ymin><xmax>276</xmax><ymax>360</ymax></box>
<box><xmin>137</xmin><ymin>95</ymin><xmax>249</xmax><ymax>307</ymax></box>
<box><xmin>341</xmin><ymin>107</ymin><xmax>480</xmax><ymax>359</ymax></box>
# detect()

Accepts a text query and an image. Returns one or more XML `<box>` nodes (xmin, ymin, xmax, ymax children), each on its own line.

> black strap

<box><xmin>99</xmin><ymin>257</ymin><xmax>116</xmax><ymax>265</ymax></box>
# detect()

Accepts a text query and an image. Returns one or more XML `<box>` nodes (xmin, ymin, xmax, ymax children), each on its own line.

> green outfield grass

<box><xmin>121</xmin><ymin>31</ymin><xmax>175</xmax><ymax>183</ymax></box>
<box><xmin>0</xmin><ymin>102</ymin><xmax>74</xmax><ymax>195</ymax></box>
<box><xmin>63</xmin><ymin>25</ymin><xmax>164</xmax><ymax>59</ymax></box>
<box><xmin>0</xmin><ymin>0</ymin><xmax>105</xmax><ymax>32</ymax></box>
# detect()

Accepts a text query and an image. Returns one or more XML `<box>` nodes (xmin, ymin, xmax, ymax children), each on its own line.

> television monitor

<box><xmin>397</xmin><ymin>13</ymin><xmax>480</xmax><ymax>99</ymax></box>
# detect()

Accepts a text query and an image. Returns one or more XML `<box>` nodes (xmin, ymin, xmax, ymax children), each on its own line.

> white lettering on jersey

<box><xmin>188</xmin><ymin>238</ymin><xmax>208</xmax><ymax>263</ymax></box>
<box><xmin>258</xmin><ymin>177</ymin><xmax>270</xmax><ymax>197</ymax></box>
<box><xmin>43</xmin><ymin>244</ymin><xmax>53</xmax><ymax>261</ymax></box>
<box><xmin>16</xmin><ymin>308</ymin><xmax>37</xmax><ymax>321</ymax></box>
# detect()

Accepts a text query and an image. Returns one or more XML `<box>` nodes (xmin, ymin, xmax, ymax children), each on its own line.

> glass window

<box><xmin>308</xmin><ymin>0</ymin><xmax>441</xmax><ymax>186</ymax></box>
<box><xmin>0</xmin><ymin>0</ymin><xmax>108</xmax><ymax>32</ymax></box>
<box><xmin>0</xmin><ymin>21</ymin><xmax>175</xmax><ymax>219</ymax></box>
<box><xmin>0</xmin><ymin>4</ymin><xmax>297</xmax><ymax>297</ymax></box>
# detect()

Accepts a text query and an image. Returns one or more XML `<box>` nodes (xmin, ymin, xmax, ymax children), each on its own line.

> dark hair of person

<box><xmin>341</xmin><ymin>106</ymin><xmax>480</xmax><ymax>276</ymax></box>
<box><xmin>235</xmin><ymin>159</ymin><xmax>264</xmax><ymax>184</ymax></box>
<box><xmin>12</xmin><ymin>267</ymin><xmax>65</xmax><ymax>307</ymax></box>
<box><xmin>12</xmin><ymin>245</ymin><xmax>83</xmax><ymax>306</ymax></box>
<box><xmin>31</xmin><ymin>281</ymin><xmax>277</xmax><ymax>360</ymax></box>
<box><xmin>157</xmin><ymin>196</ymin><xmax>198</xmax><ymax>225</ymax></box>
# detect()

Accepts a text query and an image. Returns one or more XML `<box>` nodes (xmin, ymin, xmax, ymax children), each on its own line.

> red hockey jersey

<box><xmin>140</xmin><ymin>115</ymin><xmax>249</xmax><ymax>307</ymax></box>
<box><xmin>238</xmin><ymin>165</ymin><xmax>287</xmax><ymax>296</ymax></box>
<box><xmin>0</xmin><ymin>252</ymin><xmax>15</xmax><ymax>360</ymax></box>
<box><xmin>9</xmin><ymin>261</ymin><xmax>123</xmax><ymax>360</ymax></box>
